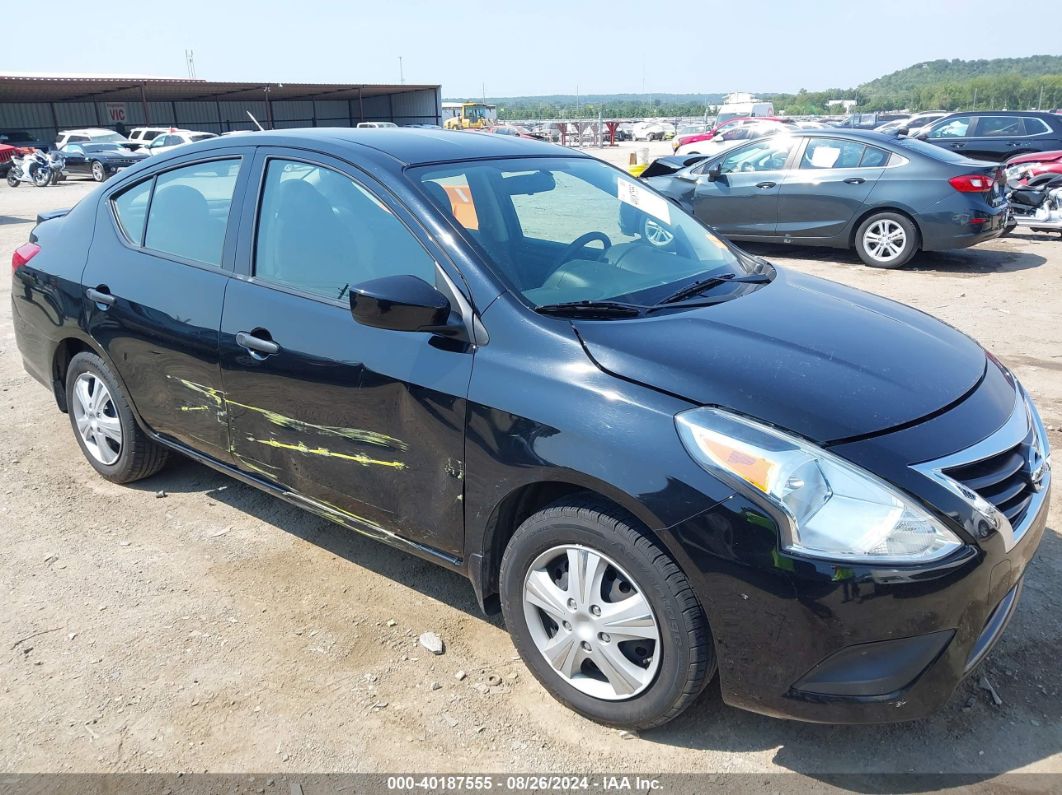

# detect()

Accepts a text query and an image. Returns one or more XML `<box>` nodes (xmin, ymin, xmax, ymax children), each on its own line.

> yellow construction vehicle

<box><xmin>443</xmin><ymin>102</ymin><xmax>494</xmax><ymax>130</ymax></box>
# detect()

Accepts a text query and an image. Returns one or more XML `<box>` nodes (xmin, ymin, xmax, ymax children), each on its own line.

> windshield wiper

<box><xmin>656</xmin><ymin>273</ymin><xmax>771</xmax><ymax>306</ymax></box>
<box><xmin>535</xmin><ymin>300</ymin><xmax>644</xmax><ymax>318</ymax></box>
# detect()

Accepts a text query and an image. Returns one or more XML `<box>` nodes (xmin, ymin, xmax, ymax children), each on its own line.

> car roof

<box><xmin>188</xmin><ymin>127</ymin><xmax>580</xmax><ymax>166</ymax></box>
<box><xmin>60</xmin><ymin>128</ymin><xmax>118</xmax><ymax>135</ymax></box>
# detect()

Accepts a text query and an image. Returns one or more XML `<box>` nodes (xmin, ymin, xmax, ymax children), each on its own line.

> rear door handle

<box><xmin>235</xmin><ymin>331</ymin><xmax>280</xmax><ymax>357</ymax></box>
<box><xmin>843</xmin><ymin>177</ymin><xmax>866</xmax><ymax>185</ymax></box>
<box><xmin>86</xmin><ymin>286</ymin><xmax>116</xmax><ymax>307</ymax></box>
<box><xmin>755</xmin><ymin>181</ymin><xmax>776</xmax><ymax>189</ymax></box>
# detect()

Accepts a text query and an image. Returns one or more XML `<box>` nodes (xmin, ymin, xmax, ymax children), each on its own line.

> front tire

<box><xmin>65</xmin><ymin>352</ymin><xmax>169</xmax><ymax>483</ymax></box>
<box><xmin>6</xmin><ymin>172</ymin><xmax>18</xmax><ymax>187</ymax></box>
<box><xmin>500</xmin><ymin>497</ymin><xmax>715</xmax><ymax>729</ymax></box>
<box><xmin>91</xmin><ymin>160</ymin><xmax>107</xmax><ymax>182</ymax></box>
<box><xmin>855</xmin><ymin>211</ymin><xmax>919</xmax><ymax>268</ymax></box>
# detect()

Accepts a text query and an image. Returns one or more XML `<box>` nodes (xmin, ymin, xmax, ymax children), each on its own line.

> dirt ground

<box><xmin>1</xmin><ymin>151</ymin><xmax>1060</xmax><ymax>783</ymax></box>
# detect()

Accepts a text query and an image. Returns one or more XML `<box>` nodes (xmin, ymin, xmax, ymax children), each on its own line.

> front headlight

<box><xmin>676</xmin><ymin>408</ymin><xmax>963</xmax><ymax>564</ymax></box>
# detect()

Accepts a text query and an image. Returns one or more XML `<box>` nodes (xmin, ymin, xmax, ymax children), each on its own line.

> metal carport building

<box><xmin>0</xmin><ymin>74</ymin><xmax>442</xmax><ymax>144</ymax></box>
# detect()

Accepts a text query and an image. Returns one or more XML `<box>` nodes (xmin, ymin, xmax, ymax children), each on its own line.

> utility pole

<box><xmin>1038</xmin><ymin>84</ymin><xmax>1045</xmax><ymax>110</ymax></box>
<box><xmin>185</xmin><ymin>49</ymin><xmax>196</xmax><ymax>79</ymax></box>
<box><xmin>399</xmin><ymin>56</ymin><xmax>404</xmax><ymax>85</ymax></box>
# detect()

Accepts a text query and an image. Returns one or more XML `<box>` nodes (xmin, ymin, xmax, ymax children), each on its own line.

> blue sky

<box><xmin>7</xmin><ymin>0</ymin><xmax>1061</xmax><ymax>96</ymax></box>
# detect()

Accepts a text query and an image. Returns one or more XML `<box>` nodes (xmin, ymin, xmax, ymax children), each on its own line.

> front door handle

<box><xmin>755</xmin><ymin>181</ymin><xmax>777</xmax><ymax>189</ymax></box>
<box><xmin>235</xmin><ymin>331</ymin><xmax>280</xmax><ymax>357</ymax></box>
<box><xmin>86</xmin><ymin>286</ymin><xmax>116</xmax><ymax>307</ymax></box>
<box><xmin>844</xmin><ymin>177</ymin><xmax>866</xmax><ymax>185</ymax></box>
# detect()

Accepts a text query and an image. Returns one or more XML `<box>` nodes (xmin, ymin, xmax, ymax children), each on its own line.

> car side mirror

<box><xmin>350</xmin><ymin>275</ymin><xmax>461</xmax><ymax>336</ymax></box>
<box><xmin>916</xmin><ymin>131</ymin><xmax>929</xmax><ymax>141</ymax></box>
<box><xmin>706</xmin><ymin>163</ymin><xmax>722</xmax><ymax>182</ymax></box>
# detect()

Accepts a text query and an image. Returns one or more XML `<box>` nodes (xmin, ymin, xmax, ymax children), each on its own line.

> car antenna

<box><xmin>246</xmin><ymin>112</ymin><xmax>266</xmax><ymax>131</ymax></box>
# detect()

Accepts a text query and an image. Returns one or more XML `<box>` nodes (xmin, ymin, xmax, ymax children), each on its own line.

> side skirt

<box><xmin>149</xmin><ymin>433</ymin><xmax>466</xmax><ymax>575</ymax></box>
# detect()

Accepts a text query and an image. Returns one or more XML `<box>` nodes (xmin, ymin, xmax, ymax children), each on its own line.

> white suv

<box><xmin>127</xmin><ymin>127</ymin><xmax>173</xmax><ymax>149</ymax></box>
<box><xmin>55</xmin><ymin>128</ymin><xmax>129</xmax><ymax>148</ymax></box>
<box><xmin>144</xmin><ymin>130</ymin><xmax>218</xmax><ymax>155</ymax></box>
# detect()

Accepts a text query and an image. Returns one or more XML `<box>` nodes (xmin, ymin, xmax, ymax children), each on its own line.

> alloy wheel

<box><xmin>863</xmin><ymin>219</ymin><xmax>907</xmax><ymax>263</ymax></box>
<box><xmin>71</xmin><ymin>373</ymin><xmax>122</xmax><ymax>465</ymax></box>
<box><xmin>92</xmin><ymin>161</ymin><xmax>105</xmax><ymax>182</ymax></box>
<box><xmin>522</xmin><ymin>544</ymin><xmax>661</xmax><ymax>700</ymax></box>
<box><xmin>643</xmin><ymin>218</ymin><xmax>675</xmax><ymax>248</ymax></box>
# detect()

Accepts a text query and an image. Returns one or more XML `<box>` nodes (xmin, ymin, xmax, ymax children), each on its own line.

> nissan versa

<box><xmin>11</xmin><ymin>130</ymin><xmax>1051</xmax><ymax>728</ymax></box>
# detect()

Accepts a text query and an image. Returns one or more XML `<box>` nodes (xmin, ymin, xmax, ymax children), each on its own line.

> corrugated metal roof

<box><xmin>0</xmin><ymin>74</ymin><xmax>439</xmax><ymax>103</ymax></box>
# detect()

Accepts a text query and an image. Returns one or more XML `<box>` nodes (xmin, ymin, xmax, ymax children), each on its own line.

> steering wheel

<box><xmin>553</xmin><ymin>231</ymin><xmax>612</xmax><ymax>270</ymax></box>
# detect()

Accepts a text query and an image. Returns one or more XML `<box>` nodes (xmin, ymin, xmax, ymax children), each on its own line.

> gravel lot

<box><xmin>1</xmin><ymin>154</ymin><xmax>1060</xmax><ymax>782</ymax></box>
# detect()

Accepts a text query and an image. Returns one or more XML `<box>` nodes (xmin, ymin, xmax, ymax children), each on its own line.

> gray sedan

<box><xmin>640</xmin><ymin>129</ymin><xmax>1008</xmax><ymax>268</ymax></box>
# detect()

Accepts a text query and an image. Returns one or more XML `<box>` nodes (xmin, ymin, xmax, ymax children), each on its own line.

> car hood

<box><xmin>574</xmin><ymin>268</ymin><xmax>988</xmax><ymax>444</ymax></box>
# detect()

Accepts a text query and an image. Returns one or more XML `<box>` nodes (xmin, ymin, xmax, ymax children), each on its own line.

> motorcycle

<box><xmin>1003</xmin><ymin>164</ymin><xmax>1062</xmax><ymax>236</ymax></box>
<box><xmin>46</xmin><ymin>150</ymin><xmax>66</xmax><ymax>185</ymax></box>
<box><xmin>5</xmin><ymin>149</ymin><xmax>53</xmax><ymax>188</ymax></box>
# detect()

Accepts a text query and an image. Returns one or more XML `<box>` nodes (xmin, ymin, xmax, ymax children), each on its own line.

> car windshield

<box><xmin>84</xmin><ymin>143</ymin><xmax>128</xmax><ymax>153</ymax></box>
<box><xmin>411</xmin><ymin>157</ymin><xmax>752</xmax><ymax>309</ymax></box>
<box><xmin>91</xmin><ymin>132</ymin><xmax>127</xmax><ymax>143</ymax></box>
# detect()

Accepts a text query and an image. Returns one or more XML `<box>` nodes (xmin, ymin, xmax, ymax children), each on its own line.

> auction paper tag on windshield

<box><xmin>617</xmin><ymin>179</ymin><xmax>671</xmax><ymax>225</ymax></box>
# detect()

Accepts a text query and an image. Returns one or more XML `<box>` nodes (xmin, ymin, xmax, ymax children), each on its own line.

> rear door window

<box><xmin>800</xmin><ymin>139</ymin><xmax>866</xmax><ymax>169</ymax></box>
<box><xmin>112</xmin><ymin>178</ymin><xmax>153</xmax><ymax>245</ymax></box>
<box><xmin>975</xmin><ymin>116</ymin><xmax>1024</xmax><ymax>137</ymax></box>
<box><xmin>143</xmin><ymin>160</ymin><xmax>240</xmax><ymax>266</ymax></box>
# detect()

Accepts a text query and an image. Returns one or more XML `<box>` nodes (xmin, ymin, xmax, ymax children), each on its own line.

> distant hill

<box><xmin>862</xmin><ymin>56</ymin><xmax>1062</xmax><ymax>95</ymax></box>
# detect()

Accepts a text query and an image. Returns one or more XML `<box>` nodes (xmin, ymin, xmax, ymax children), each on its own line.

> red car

<box><xmin>672</xmin><ymin>116</ymin><xmax>792</xmax><ymax>152</ymax></box>
<box><xmin>1005</xmin><ymin>149</ymin><xmax>1062</xmax><ymax>186</ymax></box>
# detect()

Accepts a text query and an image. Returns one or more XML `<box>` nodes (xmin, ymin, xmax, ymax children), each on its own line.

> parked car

<box><xmin>1004</xmin><ymin>149</ymin><xmax>1062</xmax><ymax>186</ymax></box>
<box><xmin>917</xmin><ymin>111</ymin><xmax>1062</xmax><ymax>162</ymax></box>
<box><xmin>673</xmin><ymin>116</ymin><xmax>792</xmax><ymax>153</ymax></box>
<box><xmin>0</xmin><ymin>142</ymin><xmax>19</xmax><ymax>177</ymax></box>
<box><xmin>874</xmin><ymin>111</ymin><xmax>947</xmax><ymax>137</ymax></box>
<box><xmin>55</xmin><ymin>128</ymin><xmax>129</xmax><ymax>148</ymax></box>
<box><xmin>478</xmin><ymin>125</ymin><xmax>537</xmax><ymax>139</ymax></box>
<box><xmin>0</xmin><ymin>129</ymin><xmax>48</xmax><ymax>151</ymax></box>
<box><xmin>356</xmin><ymin>121</ymin><xmax>399</xmax><ymax>129</ymax></box>
<box><xmin>834</xmin><ymin>112</ymin><xmax>909</xmax><ymax>130</ymax></box>
<box><xmin>59</xmin><ymin>142</ymin><xmax>148</xmax><ymax>181</ymax></box>
<box><xmin>632</xmin><ymin>121</ymin><xmax>674</xmax><ymax>141</ymax></box>
<box><xmin>644</xmin><ymin>129</ymin><xmax>1007</xmax><ymax>267</ymax></box>
<box><xmin>127</xmin><ymin>127</ymin><xmax>173</xmax><ymax>149</ymax></box>
<box><xmin>143</xmin><ymin>130</ymin><xmax>218</xmax><ymax>156</ymax></box>
<box><xmin>673</xmin><ymin>121</ymin><xmax>786</xmax><ymax>157</ymax></box>
<box><xmin>11</xmin><ymin>129</ymin><xmax>1049</xmax><ymax>729</ymax></box>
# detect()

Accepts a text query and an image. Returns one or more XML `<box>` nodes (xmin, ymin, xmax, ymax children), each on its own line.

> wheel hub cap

<box><xmin>522</xmin><ymin>544</ymin><xmax>661</xmax><ymax>700</ymax></box>
<box><xmin>71</xmin><ymin>373</ymin><xmax>122</xmax><ymax>465</ymax></box>
<box><xmin>864</xmin><ymin>219</ymin><xmax>907</xmax><ymax>262</ymax></box>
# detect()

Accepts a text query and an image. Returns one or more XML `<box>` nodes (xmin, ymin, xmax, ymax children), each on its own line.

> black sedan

<box><xmin>59</xmin><ymin>142</ymin><xmax>148</xmax><ymax>182</ymax></box>
<box><xmin>916</xmin><ymin>111</ymin><xmax>1062</xmax><ymax>162</ymax></box>
<box><xmin>641</xmin><ymin>129</ymin><xmax>1007</xmax><ymax>268</ymax></box>
<box><xmin>10</xmin><ymin>129</ymin><xmax>1050</xmax><ymax>728</ymax></box>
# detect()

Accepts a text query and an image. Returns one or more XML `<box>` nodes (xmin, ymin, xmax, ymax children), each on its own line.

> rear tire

<box><xmin>500</xmin><ymin>496</ymin><xmax>715</xmax><ymax>729</ymax></box>
<box><xmin>65</xmin><ymin>352</ymin><xmax>168</xmax><ymax>483</ymax></box>
<box><xmin>855</xmin><ymin>211</ymin><xmax>919</xmax><ymax>268</ymax></box>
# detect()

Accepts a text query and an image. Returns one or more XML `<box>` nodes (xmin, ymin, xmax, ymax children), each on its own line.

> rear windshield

<box><xmin>896</xmin><ymin>137</ymin><xmax>974</xmax><ymax>164</ymax></box>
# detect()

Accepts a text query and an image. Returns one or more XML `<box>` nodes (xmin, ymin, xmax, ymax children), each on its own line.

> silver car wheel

<box><xmin>71</xmin><ymin>373</ymin><xmax>122</xmax><ymax>465</ymax></box>
<box><xmin>863</xmin><ymin>219</ymin><xmax>907</xmax><ymax>263</ymax></box>
<box><xmin>91</xmin><ymin>161</ymin><xmax>105</xmax><ymax>182</ymax></box>
<box><xmin>643</xmin><ymin>218</ymin><xmax>675</xmax><ymax>248</ymax></box>
<box><xmin>522</xmin><ymin>544</ymin><xmax>661</xmax><ymax>701</ymax></box>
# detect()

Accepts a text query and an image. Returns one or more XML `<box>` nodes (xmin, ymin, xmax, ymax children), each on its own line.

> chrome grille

<box><xmin>942</xmin><ymin>428</ymin><xmax>1037</xmax><ymax>526</ymax></box>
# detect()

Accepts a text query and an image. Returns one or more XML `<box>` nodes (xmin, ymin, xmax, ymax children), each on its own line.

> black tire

<box><xmin>65</xmin><ymin>352</ymin><xmax>168</xmax><ymax>483</ymax></box>
<box><xmin>90</xmin><ymin>160</ymin><xmax>107</xmax><ymax>182</ymax></box>
<box><xmin>854</xmin><ymin>211</ymin><xmax>919</xmax><ymax>268</ymax></box>
<box><xmin>500</xmin><ymin>496</ymin><xmax>715</xmax><ymax>729</ymax></box>
<box><xmin>6</xmin><ymin>172</ymin><xmax>18</xmax><ymax>188</ymax></box>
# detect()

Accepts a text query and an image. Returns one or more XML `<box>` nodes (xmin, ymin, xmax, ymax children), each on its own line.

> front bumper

<box><xmin>667</xmin><ymin>482</ymin><xmax>1047</xmax><ymax>723</ymax></box>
